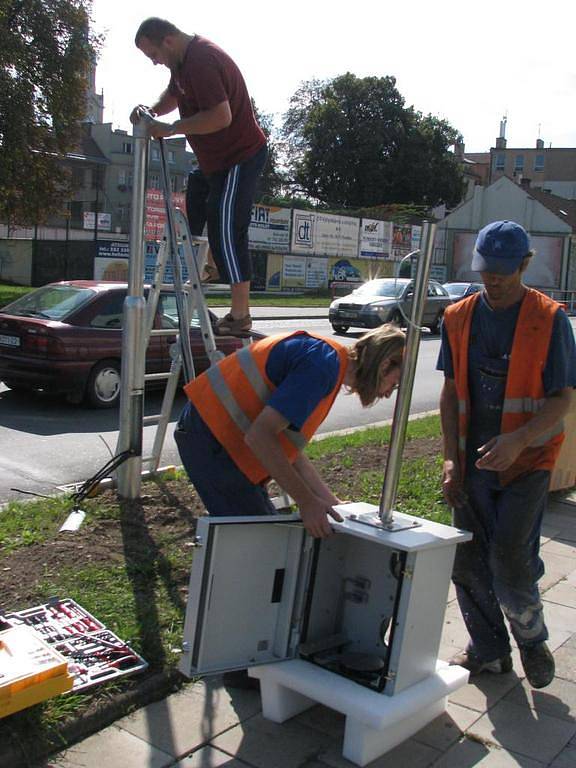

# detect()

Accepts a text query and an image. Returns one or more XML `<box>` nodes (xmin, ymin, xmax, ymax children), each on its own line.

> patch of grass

<box><xmin>0</xmin><ymin>496</ymin><xmax>74</xmax><ymax>552</ymax></box>
<box><xmin>0</xmin><ymin>283</ymin><xmax>32</xmax><ymax>308</ymax></box>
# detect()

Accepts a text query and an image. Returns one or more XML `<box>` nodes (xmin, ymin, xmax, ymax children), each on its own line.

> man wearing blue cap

<box><xmin>437</xmin><ymin>220</ymin><xmax>576</xmax><ymax>688</ymax></box>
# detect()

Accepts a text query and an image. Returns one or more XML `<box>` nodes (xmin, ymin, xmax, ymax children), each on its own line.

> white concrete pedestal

<box><xmin>249</xmin><ymin>659</ymin><xmax>469</xmax><ymax>767</ymax></box>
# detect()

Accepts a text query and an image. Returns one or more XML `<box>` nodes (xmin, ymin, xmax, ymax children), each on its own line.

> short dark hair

<box><xmin>135</xmin><ymin>18</ymin><xmax>181</xmax><ymax>46</ymax></box>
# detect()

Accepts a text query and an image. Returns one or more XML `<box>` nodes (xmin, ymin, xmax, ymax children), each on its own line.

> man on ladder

<box><xmin>131</xmin><ymin>16</ymin><xmax>268</xmax><ymax>336</ymax></box>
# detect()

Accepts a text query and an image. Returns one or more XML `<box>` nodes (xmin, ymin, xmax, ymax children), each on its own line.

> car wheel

<box><xmin>85</xmin><ymin>360</ymin><xmax>121</xmax><ymax>408</ymax></box>
<box><xmin>332</xmin><ymin>324</ymin><xmax>349</xmax><ymax>334</ymax></box>
<box><xmin>428</xmin><ymin>311</ymin><xmax>444</xmax><ymax>335</ymax></box>
<box><xmin>389</xmin><ymin>310</ymin><xmax>403</xmax><ymax>327</ymax></box>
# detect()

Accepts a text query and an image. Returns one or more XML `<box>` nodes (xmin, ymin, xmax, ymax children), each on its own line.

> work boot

<box><xmin>519</xmin><ymin>642</ymin><xmax>555</xmax><ymax>688</ymax></box>
<box><xmin>449</xmin><ymin>650</ymin><xmax>513</xmax><ymax>676</ymax></box>
<box><xmin>215</xmin><ymin>313</ymin><xmax>252</xmax><ymax>336</ymax></box>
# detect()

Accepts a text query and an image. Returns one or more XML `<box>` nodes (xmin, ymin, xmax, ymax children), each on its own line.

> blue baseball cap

<box><xmin>472</xmin><ymin>220</ymin><xmax>530</xmax><ymax>275</ymax></box>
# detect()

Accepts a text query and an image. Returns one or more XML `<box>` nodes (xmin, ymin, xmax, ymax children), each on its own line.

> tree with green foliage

<box><xmin>251</xmin><ymin>99</ymin><xmax>284</xmax><ymax>201</ymax></box>
<box><xmin>282</xmin><ymin>73</ymin><xmax>464</xmax><ymax>210</ymax></box>
<box><xmin>0</xmin><ymin>0</ymin><xmax>100</xmax><ymax>226</ymax></box>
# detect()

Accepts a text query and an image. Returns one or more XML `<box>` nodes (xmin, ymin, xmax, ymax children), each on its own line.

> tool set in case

<box><xmin>3</xmin><ymin>597</ymin><xmax>147</xmax><ymax>692</ymax></box>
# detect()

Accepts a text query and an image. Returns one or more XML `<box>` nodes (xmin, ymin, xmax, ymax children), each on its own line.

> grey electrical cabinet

<box><xmin>180</xmin><ymin>503</ymin><xmax>471</xmax><ymax>697</ymax></box>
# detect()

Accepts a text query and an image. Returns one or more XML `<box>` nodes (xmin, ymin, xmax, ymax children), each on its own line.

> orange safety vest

<box><xmin>443</xmin><ymin>287</ymin><xmax>565</xmax><ymax>486</ymax></box>
<box><xmin>184</xmin><ymin>331</ymin><xmax>349</xmax><ymax>484</ymax></box>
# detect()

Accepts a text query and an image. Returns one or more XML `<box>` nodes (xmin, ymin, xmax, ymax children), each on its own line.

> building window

<box><xmin>168</xmin><ymin>150</ymin><xmax>175</xmax><ymax>164</ymax></box>
<box><xmin>151</xmin><ymin>147</ymin><xmax>160</xmax><ymax>161</ymax></box>
<box><xmin>122</xmin><ymin>141</ymin><xmax>133</xmax><ymax>154</ymax></box>
<box><xmin>118</xmin><ymin>169</ymin><xmax>127</xmax><ymax>185</ymax></box>
<box><xmin>170</xmin><ymin>175</ymin><xmax>177</xmax><ymax>192</ymax></box>
<box><xmin>494</xmin><ymin>154</ymin><xmax>505</xmax><ymax>171</ymax></box>
<box><xmin>514</xmin><ymin>155</ymin><xmax>524</xmax><ymax>172</ymax></box>
<box><xmin>534</xmin><ymin>154</ymin><xmax>545</xmax><ymax>171</ymax></box>
<box><xmin>149</xmin><ymin>174</ymin><xmax>160</xmax><ymax>189</ymax></box>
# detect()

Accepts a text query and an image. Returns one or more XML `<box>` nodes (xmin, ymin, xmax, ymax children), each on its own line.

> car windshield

<box><xmin>1</xmin><ymin>285</ymin><xmax>96</xmax><ymax>320</ymax></box>
<box><xmin>444</xmin><ymin>283</ymin><xmax>470</xmax><ymax>297</ymax></box>
<box><xmin>351</xmin><ymin>279</ymin><xmax>408</xmax><ymax>298</ymax></box>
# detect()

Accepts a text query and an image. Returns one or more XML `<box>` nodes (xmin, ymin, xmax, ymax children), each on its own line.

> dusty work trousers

<box><xmin>452</xmin><ymin>468</ymin><xmax>550</xmax><ymax>662</ymax></box>
<box><xmin>174</xmin><ymin>400</ymin><xmax>276</xmax><ymax>517</ymax></box>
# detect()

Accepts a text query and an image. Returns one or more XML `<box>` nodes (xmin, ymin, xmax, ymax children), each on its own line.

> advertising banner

<box><xmin>145</xmin><ymin>190</ymin><xmax>186</xmax><ymax>241</ymax></box>
<box><xmin>305</xmin><ymin>258</ymin><xmax>328</xmax><ymax>289</ymax></box>
<box><xmin>249</xmin><ymin>205</ymin><xmax>291</xmax><ymax>252</ymax></box>
<box><xmin>391</xmin><ymin>224</ymin><xmax>413</xmax><ymax>260</ymax></box>
<box><xmin>291</xmin><ymin>210</ymin><xmax>359</xmax><ymax>259</ymax></box>
<box><xmin>83</xmin><ymin>212</ymin><xmax>112</xmax><ymax>231</ymax></box>
<box><xmin>283</xmin><ymin>255</ymin><xmax>306</xmax><ymax>288</ymax></box>
<box><xmin>94</xmin><ymin>257</ymin><xmax>129</xmax><ymax>281</ymax></box>
<box><xmin>359</xmin><ymin>219</ymin><xmax>393</xmax><ymax>259</ymax></box>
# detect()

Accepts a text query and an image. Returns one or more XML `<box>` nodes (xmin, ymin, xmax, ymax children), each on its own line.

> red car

<box><xmin>0</xmin><ymin>281</ymin><xmax>259</xmax><ymax>408</ymax></box>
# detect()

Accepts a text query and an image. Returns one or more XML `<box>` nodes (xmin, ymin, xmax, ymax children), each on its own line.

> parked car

<box><xmin>328</xmin><ymin>278</ymin><xmax>452</xmax><ymax>334</ymax></box>
<box><xmin>442</xmin><ymin>282</ymin><xmax>483</xmax><ymax>302</ymax></box>
<box><xmin>0</xmin><ymin>281</ymin><xmax>260</xmax><ymax>408</ymax></box>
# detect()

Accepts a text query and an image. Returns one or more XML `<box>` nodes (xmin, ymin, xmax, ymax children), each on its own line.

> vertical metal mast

<box><xmin>378</xmin><ymin>221</ymin><xmax>437</xmax><ymax>527</ymax></box>
<box><xmin>116</xmin><ymin>113</ymin><xmax>149</xmax><ymax>499</ymax></box>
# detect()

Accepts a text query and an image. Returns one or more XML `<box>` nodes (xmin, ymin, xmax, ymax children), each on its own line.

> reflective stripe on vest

<box><xmin>443</xmin><ymin>288</ymin><xmax>564</xmax><ymax>485</ymax></box>
<box><xmin>205</xmin><ymin>352</ymin><xmax>307</xmax><ymax>451</ymax></box>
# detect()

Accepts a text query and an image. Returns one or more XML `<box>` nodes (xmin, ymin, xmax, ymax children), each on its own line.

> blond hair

<box><xmin>348</xmin><ymin>324</ymin><xmax>406</xmax><ymax>407</ymax></box>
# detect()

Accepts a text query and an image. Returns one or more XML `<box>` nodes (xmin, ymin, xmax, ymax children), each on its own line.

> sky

<box><xmin>91</xmin><ymin>0</ymin><xmax>576</xmax><ymax>154</ymax></box>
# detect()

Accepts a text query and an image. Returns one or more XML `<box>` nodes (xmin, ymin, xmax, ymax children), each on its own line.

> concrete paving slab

<box><xmin>448</xmin><ymin>674</ymin><xmax>522</xmax><ymax>713</ymax></box>
<box><xmin>317</xmin><ymin>737</ymin><xmax>441</xmax><ymax>768</ymax></box>
<box><xmin>549</xmin><ymin>746</ymin><xmax>576</xmax><ymax>768</ymax></box>
<box><xmin>467</xmin><ymin>699</ymin><xmax>576</xmax><ymax>764</ymax></box>
<box><xmin>116</xmin><ymin>682</ymin><xmax>261</xmax><ymax>759</ymax></box>
<box><xmin>210</xmin><ymin>713</ymin><xmax>333</xmax><ymax>768</ymax></box>
<box><xmin>543</xmin><ymin>582</ymin><xmax>576</xmax><ymax>610</ymax></box>
<box><xmin>293</xmin><ymin>704</ymin><xmax>346</xmax><ymax>740</ymax></box>
<box><xmin>431</xmin><ymin>737</ymin><xmax>545</xmax><ymax>767</ymax></box>
<box><xmin>504</xmin><ymin>676</ymin><xmax>576</xmax><ymax>722</ymax></box>
<box><xmin>411</xmin><ymin>701</ymin><xmax>481</xmax><ymax>751</ymax></box>
<box><xmin>539</xmin><ymin>602</ymin><xmax>576</xmax><ymax>635</ymax></box>
<box><xmin>542</xmin><ymin>540</ymin><xmax>576</xmax><ymax>558</ymax></box>
<box><xmin>565</xmin><ymin>569</ymin><xmax>576</xmax><ymax>586</ymax></box>
<box><xmin>553</xmin><ymin>641</ymin><xmax>576</xmax><ymax>684</ymax></box>
<box><xmin>173</xmin><ymin>745</ymin><xmax>251</xmax><ymax>767</ymax></box>
<box><xmin>48</xmin><ymin>724</ymin><xmax>173</xmax><ymax>768</ymax></box>
<box><xmin>538</xmin><ymin>570</ymin><xmax>567</xmax><ymax>592</ymax></box>
<box><xmin>540</xmin><ymin>551</ymin><xmax>576</xmax><ymax>580</ymax></box>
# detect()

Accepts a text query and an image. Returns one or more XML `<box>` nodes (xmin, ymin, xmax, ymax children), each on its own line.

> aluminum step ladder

<box><xmin>118</xmin><ymin>136</ymin><xmax>224</xmax><ymax>474</ymax></box>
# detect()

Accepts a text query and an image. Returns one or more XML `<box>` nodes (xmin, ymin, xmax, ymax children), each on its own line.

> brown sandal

<box><xmin>215</xmin><ymin>313</ymin><xmax>252</xmax><ymax>336</ymax></box>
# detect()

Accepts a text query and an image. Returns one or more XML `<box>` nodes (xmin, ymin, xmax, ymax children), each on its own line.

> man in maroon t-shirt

<box><xmin>131</xmin><ymin>17</ymin><xmax>267</xmax><ymax>335</ymax></box>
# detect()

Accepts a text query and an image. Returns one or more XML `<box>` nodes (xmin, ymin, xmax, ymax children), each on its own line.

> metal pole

<box><xmin>116</xmin><ymin>113</ymin><xmax>150</xmax><ymax>499</ymax></box>
<box><xmin>379</xmin><ymin>221</ymin><xmax>437</xmax><ymax>526</ymax></box>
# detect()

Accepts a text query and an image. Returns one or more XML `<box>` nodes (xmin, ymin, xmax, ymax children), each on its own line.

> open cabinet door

<box><xmin>179</xmin><ymin>514</ymin><xmax>306</xmax><ymax>678</ymax></box>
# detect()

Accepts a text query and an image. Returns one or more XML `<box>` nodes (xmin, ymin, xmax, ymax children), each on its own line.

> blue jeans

<box><xmin>452</xmin><ymin>469</ymin><xmax>550</xmax><ymax>661</ymax></box>
<box><xmin>174</xmin><ymin>401</ymin><xmax>276</xmax><ymax>517</ymax></box>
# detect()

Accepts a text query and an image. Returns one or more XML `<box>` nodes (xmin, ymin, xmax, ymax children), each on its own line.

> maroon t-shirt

<box><xmin>169</xmin><ymin>36</ymin><xmax>266</xmax><ymax>175</ymax></box>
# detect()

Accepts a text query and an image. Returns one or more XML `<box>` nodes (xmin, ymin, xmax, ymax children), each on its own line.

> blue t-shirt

<box><xmin>437</xmin><ymin>293</ymin><xmax>576</xmax><ymax>471</ymax></box>
<box><xmin>265</xmin><ymin>334</ymin><xmax>342</xmax><ymax>429</ymax></box>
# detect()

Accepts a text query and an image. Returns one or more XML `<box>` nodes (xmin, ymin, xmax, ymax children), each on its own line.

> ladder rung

<box><xmin>149</xmin><ymin>328</ymin><xmax>178</xmax><ymax>336</ymax></box>
<box><xmin>143</xmin><ymin>415</ymin><xmax>161</xmax><ymax>425</ymax></box>
<box><xmin>144</xmin><ymin>372</ymin><xmax>171</xmax><ymax>382</ymax></box>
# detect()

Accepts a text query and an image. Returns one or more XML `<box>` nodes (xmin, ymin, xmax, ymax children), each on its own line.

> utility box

<box><xmin>180</xmin><ymin>502</ymin><xmax>471</xmax><ymax>765</ymax></box>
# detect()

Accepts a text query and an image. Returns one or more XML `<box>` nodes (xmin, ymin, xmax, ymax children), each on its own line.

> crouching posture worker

<box><xmin>175</xmin><ymin>325</ymin><xmax>405</xmax><ymax>538</ymax></box>
<box><xmin>438</xmin><ymin>220</ymin><xmax>576</xmax><ymax>689</ymax></box>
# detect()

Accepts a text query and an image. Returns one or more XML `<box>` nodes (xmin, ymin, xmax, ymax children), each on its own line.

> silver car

<box><xmin>328</xmin><ymin>278</ymin><xmax>452</xmax><ymax>335</ymax></box>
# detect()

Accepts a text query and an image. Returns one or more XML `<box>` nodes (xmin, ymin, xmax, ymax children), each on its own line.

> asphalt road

<box><xmin>5</xmin><ymin>310</ymin><xmax>573</xmax><ymax>504</ymax></box>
